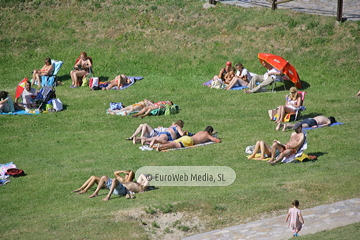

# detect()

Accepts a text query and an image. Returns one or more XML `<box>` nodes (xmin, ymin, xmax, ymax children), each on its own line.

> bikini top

<box><xmin>171</xmin><ymin>126</ymin><xmax>181</xmax><ymax>138</ymax></box>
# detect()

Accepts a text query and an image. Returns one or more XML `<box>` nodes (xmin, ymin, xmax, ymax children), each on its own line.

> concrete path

<box><xmin>183</xmin><ymin>198</ymin><xmax>360</xmax><ymax>239</ymax></box>
<box><xmin>216</xmin><ymin>0</ymin><xmax>360</xmax><ymax>21</ymax></box>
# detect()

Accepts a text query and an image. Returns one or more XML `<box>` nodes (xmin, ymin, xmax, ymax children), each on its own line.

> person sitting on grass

<box><xmin>226</xmin><ymin>63</ymin><xmax>251</xmax><ymax>90</ymax></box>
<box><xmin>72</xmin><ymin>170</ymin><xmax>135</xmax><ymax>194</ymax></box>
<box><xmin>102</xmin><ymin>74</ymin><xmax>132</xmax><ymax>90</ymax></box>
<box><xmin>248</xmin><ymin>122</ymin><xmax>305</xmax><ymax>165</ymax></box>
<box><xmin>156</xmin><ymin>126</ymin><xmax>220</xmax><ymax>151</ymax></box>
<box><xmin>280</xmin><ymin>116</ymin><xmax>336</xmax><ymax>131</ymax></box>
<box><xmin>131</xmin><ymin>100</ymin><xmax>173</xmax><ymax>119</ymax></box>
<box><xmin>107</xmin><ymin>99</ymin><xmax>154</xmax><ymax>116</ymax></box>
<box><xmin>88</xmin><ymin>173</ymin><xmax>151</xmax><ymax>201</ymax></box>
<box><xmin>132</xmin><ymin>120</ymin><xmax>185</xmax><ymax>147</ymax></box>
<box><xmin>15</xmin><ymin>81</ymin><xmax>38</xmax><ymax>109</ymax></box>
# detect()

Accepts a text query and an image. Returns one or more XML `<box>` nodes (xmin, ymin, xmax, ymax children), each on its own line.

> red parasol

<box><xmin>258</xmin><ymin>53</ymin><xmax>301</xmax><ymax>89</ymax></box>
<box><xmin>15</xmin><ymin>78</ymin><xmax>28</xmax><ymax>99</ymax></box>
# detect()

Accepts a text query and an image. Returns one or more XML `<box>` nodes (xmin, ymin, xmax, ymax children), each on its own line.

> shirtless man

<box><xmin>72</xmin><ymin>170</ymin><xmax>135</xmax><ymax>194</ymax></box>
<box><xmin>88</xmin><ymin>173</ymin><xmax>151</xmax><ymax>201</ymax></box>
<box><xmin>249</xmin><ymin>122</ymin><xmax>305</xmax><ymax>165</ymax></box>
<box><xmin>281</xmin><ymin>116</ymin><xmax>336</xmax><ymax>131</ymax></box>
<box><xmin>156</xmin><ymin>126</ymin><xmax>220</xmax><ymax>151</ymax></box>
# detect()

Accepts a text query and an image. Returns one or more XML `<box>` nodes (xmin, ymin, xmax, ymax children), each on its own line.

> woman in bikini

<box><xmin>72</xmin><ymin>170</ymin><xmax>135</xmax><ymax>194</ymax></box>
<box><xmin>132</xmin><ymin>120</ymin><xmax>185</xmax><ymax>147</ymax></box>
<box><xmin>107</xmin><ymin>99</ymin><xmax>154</xmax><ymax>115</ymax></box>
<box><xmin>70</xmin><ymin>51</ymin><xmax>92</xmax><ymax>88</ymax></box>
<box><xmin>274</xmin><ymin>87</ymin><xmax>302</xmax><ymax>126</ymax></box>
<box><xmin>32</xmin><ymin>58</ymin><xmax>54</xmax><ymax>89</ymax></box>
<box><xmin>102</xmin><ymin>74</ymin><xmax>132</xmax><ymax>90</ymax></box>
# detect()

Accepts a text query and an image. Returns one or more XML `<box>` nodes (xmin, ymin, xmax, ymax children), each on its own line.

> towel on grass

<box><xmin>302</xmin><ymin>122</ymin><xmax>344</xmax><ymax>131</ymax></box>
<box><xmin>158</xmin><ymin>141</ymin><xmax>217</xmax><ymax>152</ymax></box>
<box><xmin>0</xmin><ymin>110</ymin><xmax>39</xmax><ymax>115</ymax></box>
<box><xmin>99</xmin><ymin>76</ymin><xmax>143</xmax><ymax>90</ymax></box>
<box><xmin>247</xmin><ymin>153</ymin><xmax>310</xmax><ymax>163</ymax></box>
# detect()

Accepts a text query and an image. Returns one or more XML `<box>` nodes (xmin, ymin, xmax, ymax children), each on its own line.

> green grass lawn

<box><xmin>1</xmin><ymin>0</ymin><xmax>359</xmax><ymax>239</ymax></box>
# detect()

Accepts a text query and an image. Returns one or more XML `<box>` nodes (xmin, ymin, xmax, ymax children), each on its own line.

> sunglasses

<box><xmin>290</xmin><ymin>91</ymin><xmax>296</xmax><ymax>93</ymax></box>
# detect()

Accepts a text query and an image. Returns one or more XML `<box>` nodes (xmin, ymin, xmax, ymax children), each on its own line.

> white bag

<box><xmin>89</xmin><ymin>77</ymin><xmax>99</xmax><ymax>88</ymax></box>
<box><xmin>52</xmin><ymin>98</ymin><xmax>63</xmax><ymax>112</ymax></box>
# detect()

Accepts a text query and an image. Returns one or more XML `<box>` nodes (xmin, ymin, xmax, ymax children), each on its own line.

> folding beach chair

<box><xmin>269</xmin><ymin>74</ymin><xmax>287</xmax><ymax>92</ymax></box>
<box><xmin>41</xmin><ymin>59</ymin><xmax>63</xmax><ymax>88</ymax></box>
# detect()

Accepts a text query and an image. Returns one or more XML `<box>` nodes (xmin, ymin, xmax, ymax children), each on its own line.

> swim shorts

<box><xmin>105</xmin><ymin>178</ymin><xmax>127</xmax><ymax>196</ymax></box>
<box><xmin>174</xmin><ymin>136</ymin><xmax>194</xmax><ymax>147</ymax></box>
<box><xmin>300</xmin><ymin>118</ymin><xmax>317</xmax><ymax>127</ymax></box>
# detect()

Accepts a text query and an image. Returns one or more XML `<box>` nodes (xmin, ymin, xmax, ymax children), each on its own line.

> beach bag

<box><xmin>89</xmin><ymin>77</ymin><xmax>99</xmax><ymax>88</ymax></box>
<box><xmin>6</xmin><ymin>168</ymin><xmax>26</xmax><ymax>177</ymax></box>
<box><xmin>52</xmin><ymin>98</ymin><xmax>63</xmax><ymax>112</ymax></box>
<box><xmin>110</xmin><ymin>102</ymin><xmax>124</xmax><ymax>110</ymax></box>
<box><xmin>268</xmin><ymin>109</ymin><xmax>277</xmax><ymax>120</ymax></box>
<box><xmin>211</xmin><ymin>79</ymin><xmax>225</xmax><ymax>89</ymax></box>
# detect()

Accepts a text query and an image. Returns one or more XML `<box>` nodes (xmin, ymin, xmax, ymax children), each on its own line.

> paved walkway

<box><xmin>183</xmin><ymin>198</ymin><xmax>360</xmax><ymax>239</ymax></box>
<box><xmin>216</xmin><ymin>0</ymin><xmax>360</xmax><ymax>21</ymax></box>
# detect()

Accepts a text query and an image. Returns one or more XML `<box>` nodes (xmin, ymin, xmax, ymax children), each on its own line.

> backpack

<box><xmin>6</xmin><ymin>168</ymin><xmax>26</xmax><ymax>178</ymax></box>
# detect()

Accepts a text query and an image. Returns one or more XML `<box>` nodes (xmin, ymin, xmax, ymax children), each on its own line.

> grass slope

<box><xmin>0</xmin><ymin>0</ymin><xmax>359</xmax><ymax>239</ymax></box>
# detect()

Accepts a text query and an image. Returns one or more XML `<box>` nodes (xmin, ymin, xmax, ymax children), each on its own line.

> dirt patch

<box><xmin>115</xmin><ymin>208</ymin><xmax>207</xmax><ymax>240</ymax></box>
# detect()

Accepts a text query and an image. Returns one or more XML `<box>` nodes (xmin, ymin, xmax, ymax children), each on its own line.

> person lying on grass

<box><xmin>132</xmin><ymin>120</ymin><xmax>186</xmax><ymax>147</ymax></box>
<box><xmin>72</xmin><ymin>170</ymin><xmax>135</xmax><ymax>194</ymax></box>
<box><xmin>126</xmin><ymin>123</ymin><xmax>168</xmax><ymax>141</ymax></box>
<box><xmin>88</xmin><ymin>173</ymin><xmax>151</xmax><ymax>201</ymax></box>
<box><xmin>107</xmin><ymin>99</ymin><xmax>154</xmax><ymax>116</ymax></box>
<box><xmin>102</xmin><ymin>74</ymin><xmax>132</xmax><ymax>90</ymax></box>
<box><xmin>156</xmin><ymin>126</ymin><xmax>220</xmax><ymax>151</ymax></box>
<box><xmin>248</xmin><ymin>122</ymin><xmax>305</xmax><ymax>165</ymax></box>
<box><xmin>131</xmin><ymin>100</ymin><xmax>173</xmax><ymax>118</ymax></box>
<box><xmin>279</xmin><ymin>115</ymin><xmax>336</xmax><ymax>131</ymax></box>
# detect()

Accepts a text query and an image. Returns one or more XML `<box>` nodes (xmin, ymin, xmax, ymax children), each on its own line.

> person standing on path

<box><xmin>285</xmin><ymin>199</ymin><xmax>305</xmax><ymax>237</ymax></box>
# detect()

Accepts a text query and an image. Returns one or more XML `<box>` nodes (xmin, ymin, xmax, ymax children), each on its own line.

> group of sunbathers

<box><xmin>126</xmin><ymin>121</ymin><xmax>221</xmax><ymax>151</ymax></box>
<box><xmin>107</xmin><ymin>99</ymin><xmax>173</xmax><ymax>118</ymax></box>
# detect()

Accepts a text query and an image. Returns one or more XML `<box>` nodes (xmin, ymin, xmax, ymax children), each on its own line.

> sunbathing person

<box><xmin>126</xmin><ymin>123</ymin><xmax>167</xmax><ymax>141</ymax></box>
<box><xmin>226</xmin><ymin>63</ymin><xmax>251</xmax><ymax>90</ymax></box>
<box><xmin>244</xmin><ymin>61</ymin><xmax>283</xmax><ymax>93</ymax></box>
<box><xmin>72</xmin><ymin>170</ymin><xmax>135</xmax><ymax>194</ymax></box>
<box><xmin>102</xmin><ymin>74</ymin><xmax>132</xmax><ymax>90</ymax></box>
<box><xmin>70</xmin><ymin>52</ymin><xmax>92</xmax><ymax>88</ymax></box>
<box><xmin>217</xmin><ymin>61</ymin><xmax>232</xmax><ymax>81</ymax></box>
<box><xmin>248</xmin><ymin>122</ymin><xmax>305</xmax><ymax>164</ymax></box>
<box><xmin>88</xmin><ymin>173</ymin><xmax>151</xmax><ymax>201</ymax></box>
<box><xmin>132</xmin><ymin>120</ymin><xmax>185</xmax><ymax>147</ymax></box>
<box><xmin>0</xmin><ymin>91</ymin><xmax>16</xmax><ymax>113</ymax></box>
<box><xmin>15</xmin><ymin>81</ymin><xmax>38</xmax><ymax>109</ymax></box>
<box><xmin>274</xmin><ymin>87</ymin><xmax>302</xmax><ymax>125</ymax></box>
<box><xmin>156</xmin><ymin>126</ymin><xmax>220</xmax><ymax>151</ymax></box>
<box><xmin>223</xmin><ymin>67</ymin><xmax>236</xmax><ymax>84</ymax></box>
<box><xmin>32</xmin><ymin>57</ymin><xmax>54</xmax><ymax>89</ymax></box>
<box><xmin>107</xmin><ymin>99</ymin><xmax>154</xmax><ymax>116</ymax></box>
<box><xmin>131</xmin><ymin>101</ymin><xmax>173</xmax><ymax>118</ymax></box>
<box><xmin>280</xmin><ymin>116</ymin><xmax>336</xmax><ymax>131</ymax></box>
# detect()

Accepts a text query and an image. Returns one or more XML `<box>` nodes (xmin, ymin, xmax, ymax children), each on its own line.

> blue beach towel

<box><xmin>0</xmin><ymin>110</ymin><xmax>40</xmax><ymax>115</ymax></box>
<box><xmin>100</xmin><ymin>76</ymin><xmax>143</xmax><ymax>90</ymax></box>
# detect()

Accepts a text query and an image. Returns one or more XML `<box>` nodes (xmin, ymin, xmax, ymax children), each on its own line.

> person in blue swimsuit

<box><xmin>132</xmin><ymin>120</ymin><xmax>185</xmax><ymax>147</ymax></box>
